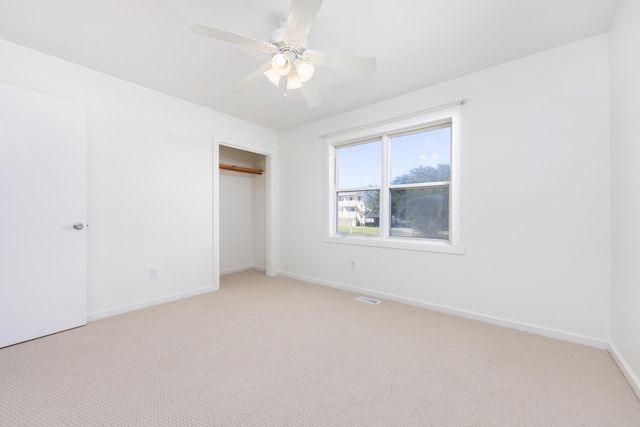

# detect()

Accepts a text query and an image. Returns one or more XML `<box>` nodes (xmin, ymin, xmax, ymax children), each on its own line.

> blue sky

<box><xmin>338</xmin><ymin>127</ymin><xmax>451</xmax><ymax>189</ymax></box>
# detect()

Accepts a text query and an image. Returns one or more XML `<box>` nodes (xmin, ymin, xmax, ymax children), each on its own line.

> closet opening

<box><xmin>214</xmin><ymin>141</ymin><xmax>277</xmax><ymax>289</ymax></box>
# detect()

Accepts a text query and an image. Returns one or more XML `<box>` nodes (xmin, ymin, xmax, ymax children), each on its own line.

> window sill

<box><xmin>323</xmin><ymin>234</ymin><xmax>465</xmax><ymax>255</ymax></box>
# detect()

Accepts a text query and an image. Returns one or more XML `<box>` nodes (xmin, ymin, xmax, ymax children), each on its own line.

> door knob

<box><xmin>73</xmin><ymin>222</ymin><xmax>84</xmax><ymax>230</ymax></box>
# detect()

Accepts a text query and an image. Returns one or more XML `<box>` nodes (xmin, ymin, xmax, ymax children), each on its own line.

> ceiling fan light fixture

<box><xmin>263</xmin><ymin>68</ymin><xmax>281</xmax><ymax>86</ymax></box>
<box><xmin>192</xmin><ymin>0</ymin><xmax>376</xmax><ymax>107</ymax></box>
<box><xmin>271</xmin><ymin>53</ymin><xmax>291</xmax><ymax>76</ymax></box>
<box><xmin>286</xmin><ymin>72</ymin><xmax>303</xmax><ymax>89</ymax></box>
<box><xmin>294</xmin><ymin>59</ymin><xmax>314</xmax><ymax>82</ymax></box>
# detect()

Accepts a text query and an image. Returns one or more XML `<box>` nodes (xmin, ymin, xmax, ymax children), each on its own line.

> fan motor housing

<box><xmin>269</xmin><ymin>20</ymin><xmax>309</xmax><ymax>52</ymax></box>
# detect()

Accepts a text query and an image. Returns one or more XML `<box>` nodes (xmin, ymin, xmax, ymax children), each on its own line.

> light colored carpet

<box><xmin>1</xmin><ymin>269</ymin><xmax>639</xmax><ymax>426</ymax></box>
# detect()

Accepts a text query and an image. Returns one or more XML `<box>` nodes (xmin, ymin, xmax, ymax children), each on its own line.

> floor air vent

<box><xmin>356</xmin><ymin>296</ymin><xmax>381</xmax><ymax>305</ymax></box>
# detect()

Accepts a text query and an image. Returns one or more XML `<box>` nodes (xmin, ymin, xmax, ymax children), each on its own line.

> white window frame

<box><xmin>324</xmin><ymin>105</ymin><xmax>463</xmax><ymax>254</ymax></box>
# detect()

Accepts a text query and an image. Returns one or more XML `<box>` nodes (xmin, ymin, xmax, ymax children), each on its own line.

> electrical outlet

<box><xmin>350</xmin><ymin>261</ymin><xmax>356</xmax><ymax>271</ymax></box>
<box><xmin>150</xmin><ymin>268</ymin><xmax>158</xmax><ymax>279</ymax></box>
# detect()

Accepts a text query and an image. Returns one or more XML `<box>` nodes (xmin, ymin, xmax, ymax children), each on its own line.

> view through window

<box><xmin>335</xmin><ymin>124</ymin><xmax>452</xmax><ymax>240</ymax></box>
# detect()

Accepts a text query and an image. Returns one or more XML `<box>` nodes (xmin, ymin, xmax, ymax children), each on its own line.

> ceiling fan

<box><xmin>192</xmin><ymin>0</ymin><xmax>377</xmax><ymax>107</ymax></box>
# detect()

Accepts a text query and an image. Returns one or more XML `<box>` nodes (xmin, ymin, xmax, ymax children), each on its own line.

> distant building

<box><xmin>337</xmin><ymin>192</ymin><xmax>364</xmax><ymax>226</ymax></box>
<box><xmin>337</xmin><ymin>192</ymin><xmax>378</xmax><ymax>227</ymax></box>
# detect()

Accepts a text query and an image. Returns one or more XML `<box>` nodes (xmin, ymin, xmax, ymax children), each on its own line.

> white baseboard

<box><xmin>278</xmin><ymin>271</ymin><xmax>609</xmax><ymax>350</ymax></box>
<box><xmin>608</xmin><ymin>342</ymin><xmax>640</xmax><ymax>399</ymax></box>
<box><xmin>87</xmin><ymin>285</ymin><xmax>216</xmax><ymax>321</ymax></box>
<box><xmin>221</xmin><ymin>265</ymin><xmax>265</xmax><ymax>276</ymax></box>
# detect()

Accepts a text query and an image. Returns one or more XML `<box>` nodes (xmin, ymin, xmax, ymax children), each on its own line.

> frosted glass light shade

<box><xmin>271</xmin><ymin>54</ymin><xmax>291</xmax><ymax>76</ymax></box>
<box><xmin>294</xmin><ymin>60</ymin><xmax>315</xmax><ymax>82</ymax></box>
<box><xmin>286</xmin><ymin>72</ymin><xmax>303</xmax><ymax>89</ymax></box>
<box><xmin>263</xmin><ymin>68</ymin><xmax>281</xmax><ymax>86</ymax></box>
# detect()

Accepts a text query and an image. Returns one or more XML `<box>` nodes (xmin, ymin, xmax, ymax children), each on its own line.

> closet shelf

<box><xmin>219</xmin><ymin>163</ymin><xmax>264</xmax><ymax>175</ymax></box>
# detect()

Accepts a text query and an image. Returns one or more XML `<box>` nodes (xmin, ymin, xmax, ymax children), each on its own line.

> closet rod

<box><xmin>219</xmin><ymin>163</ymin><xmax>264</xmax><ymax>175</ymax></box>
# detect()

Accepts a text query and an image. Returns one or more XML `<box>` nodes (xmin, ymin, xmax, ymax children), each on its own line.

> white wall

<box><xmin>609</xmin><ymin>0</ymin><xmax>640</xmax><ymax>396</ymax></box>
<box><xmin>0</xmin><ymin>39</ymin><xmax>278</xmax><ymax>319</ymax></box>
<box><xmin>253</xmin><ymin>155</ymin><xmax>267</xmax><ymax>269</ymax></box>
<box><xmin>219</xmin><ymin>146</ymin><xmax>267</xmax><ymax>274</ymax></box>
<box><xmin>279</xmin><ymin>35</ymin><xmax>611</xmax><ymax>347</ymax></box>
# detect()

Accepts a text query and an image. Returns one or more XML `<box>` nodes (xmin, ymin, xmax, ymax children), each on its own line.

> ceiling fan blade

<box><xmin>231</xmin><ymin>62</ymin><xmax>273</xmax><ymax>94</ymax></box>
<box><xmin>192</xmin><ymin>24</ymin><xmax>277</xmax><ymax>54</ymax></box>
<box><xmin>299</xmin><ymin>81</ymin><xmax>323</xmax><ymax>107</ymax></box>
<box><xmin>308</xmin><ymin>50</ymin><xmax>377</xmax><ymax>74</ymax></box>
<box><xmin>285</xmin><ymin>0</ymin><xmax>323</xmax><ymax>44</ymax></box>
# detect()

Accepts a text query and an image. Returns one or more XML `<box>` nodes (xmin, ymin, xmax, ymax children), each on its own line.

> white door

<box><xmin>0</xmin><ymin>82</ymin><xmax>87</xmax><ymax>348</ymax></box>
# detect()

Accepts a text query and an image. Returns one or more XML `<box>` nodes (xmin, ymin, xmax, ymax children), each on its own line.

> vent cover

<box><xmin>355</xmin><ymin>296</ymin><xmax>381</xmax><ymax>305</ymax></box>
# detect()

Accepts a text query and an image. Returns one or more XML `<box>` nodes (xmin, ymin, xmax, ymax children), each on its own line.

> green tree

<box><xmin>392</xmin><ymin>164</ymin><xmax>450</xmax><ymax>185</ymax></box>
<box><xmin>389</xmin><ymin>164</ymin><xmax>450</xmax><ymax>238</ymax></box>
<box><xmin>363</xmin><ymin>164</ymin><xmax>450</xmax><ymax>235</ymax></box>
<box><xmin>365</xmin><ymin>189</ymin><xmax>379</xmax><ymax>216</ymax></box>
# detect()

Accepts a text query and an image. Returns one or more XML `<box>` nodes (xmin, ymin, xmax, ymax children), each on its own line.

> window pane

<box><xmin>336</xmin><ymin>190</ymin><xmax>380</xmax><ymax>236</ymax></box>
<box><xmin>390</xmin><ymin>126</ymin><xmax>451</xmax><ymax>184</ymax></box>
<box><xmin>338</xmin><ymin>140</ymin><xmax>381</xmax><ymax>189</ymax></box>
<box><xmin>390</xmin><ymin>186</ymin><xmax>449</xmax><ymax>239</ymax></box>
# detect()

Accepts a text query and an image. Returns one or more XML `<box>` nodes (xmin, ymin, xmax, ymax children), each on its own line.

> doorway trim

<box><xmin>213</xmin><ymin>135</ymin><xmax>278</xmax><ymax>290</ymax></box>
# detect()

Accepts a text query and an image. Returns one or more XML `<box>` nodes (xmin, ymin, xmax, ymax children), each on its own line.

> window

<box><xmin>325</xmin><ymin>104</ymin><xmax>462</xmax><ymax>254</ymax></box>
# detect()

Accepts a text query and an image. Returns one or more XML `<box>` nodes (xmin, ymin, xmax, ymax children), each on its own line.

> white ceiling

<box><xmin>0</xmin><ymin>0</ymin><xmax>621</xmax><ymax>131</ymax></box>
